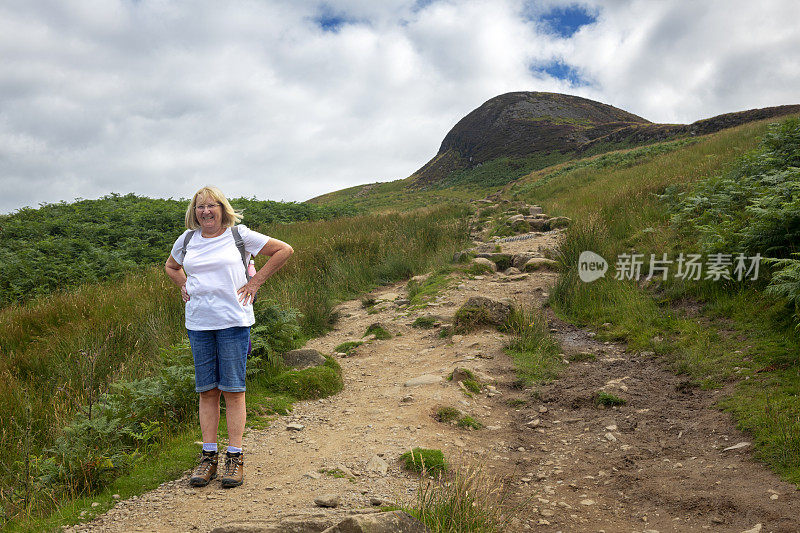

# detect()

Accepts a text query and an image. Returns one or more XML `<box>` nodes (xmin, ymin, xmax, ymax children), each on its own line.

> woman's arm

<box><xmin>236</xmin><ymin>239</ymin><xmax>294</xmax><ymax>305</ymax></box>
<box><xmin>165</xmin><ymin>255</ymin><xmax>190</xmax><ymax>302</ymax></box>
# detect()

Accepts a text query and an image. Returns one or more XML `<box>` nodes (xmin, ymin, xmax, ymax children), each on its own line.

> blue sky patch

<box><xmin>312</xmin><ymin>4</ymin><xmax>357</xmax><ymax>32</ymax></box>
<box><xmin>533</xmin><ymin>4</ymin><xmax>597</xmax><ymax>38</ymax></box>
<box><xmin>531</xmin><ymin>60</ymin><xmax>588</xmax><ymax>86</ymax></box>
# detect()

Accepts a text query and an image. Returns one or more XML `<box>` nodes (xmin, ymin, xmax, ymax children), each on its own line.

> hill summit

<box><xmin>409</xmin><ymin>91</ymin><xmax>800</xmax><ymax>188</ymax></box>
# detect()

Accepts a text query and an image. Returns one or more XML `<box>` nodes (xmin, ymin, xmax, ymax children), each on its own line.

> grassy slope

<box><xmin>1</xmin><ymin>205</ymin><xmax>471</xmax><ymax>530</ymax></box>
<box><xmin>512</xmin><ymin>114</ymin><xmax>800</xmax><ymax>482</ymax></box>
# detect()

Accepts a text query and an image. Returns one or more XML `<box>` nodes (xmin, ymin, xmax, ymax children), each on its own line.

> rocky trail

<box><xmin>75</xmin><ymin>211</ymin><xmax>800</xmax><ymax>533</ymax></box>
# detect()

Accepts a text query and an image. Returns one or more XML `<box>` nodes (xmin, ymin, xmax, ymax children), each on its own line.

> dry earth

<box><xmin>74</xmin><ymin>229</ymin><xmax>800</xmax><ymax>533</ymax></box>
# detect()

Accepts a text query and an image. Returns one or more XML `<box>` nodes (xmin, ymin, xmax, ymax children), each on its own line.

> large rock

<box><xmin>211</xmin><ymin>516</ymin><xmax>334</xmax><ymax>532</ymax></box>
<box><xmin>365</xmin><ymin>455</ymin><xmax>389</xmax><ymax>476</ymax></box>
<box><xmin>474</xmin><ymin>253</ymin><xmax>512</xmax><ymax>270</ymax></box>
<box><xmin>523</xmin><ymin>258</ymin><xmax>559</xmax><ymax>272</ymax></box>
<box><xmin>472</xmin><ymin>257</ymin><xmax>497</xmax><ymax>272</ymax></box>
<box><xmin>314</xmin><ymin>494</ymin><xmax>340</xmax><ymax>508</ymax></box>
<box><xmin>456</xmin><ymin>296</ymin><xmax>513</xmax><ymax>329</ymax></box>
<box><xmin>512</xmin><ymin>253</ymin><xmax>536</xmax><ymax>270</ymax></box>
<box><xmin>404</xmin><ymin>375</ymin><xmax>442</xmax><ymax>387</ymax></box>
<box><xmin>321</xmin><ymin>511</ymin><xmax>429</xmax><ymax>533</ymax></box>
<box><xmin>282</xmin><ymin>349</ymin><xmax>327</xmax><ymax>369</ymax></box>
<box><xmin>528</xmin><ymin>218</ymin><xmax>549</xmax><ymax>231</ymax></box>
<box><xmin>547</xmin><ymin>216</ymin><xmax>571</xmax><ymax>229</ymax></box>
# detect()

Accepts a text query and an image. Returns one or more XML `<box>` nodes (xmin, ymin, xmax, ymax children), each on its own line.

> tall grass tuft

<box><xmin>505</xmin><ymin>306</ymin><xmax>563</xmax><ymax>385</ymax></box>
<box><xmin>405</xmin><ymin>459</ymin><xmax>510</xmax><ymax>533</ymax></box>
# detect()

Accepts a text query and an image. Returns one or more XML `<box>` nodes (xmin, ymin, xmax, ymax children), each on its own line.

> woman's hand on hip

<box><xmin>180</xmin><ymin>284</ymin><xmax>190</xmax><ymax>302</ymax></box>
<box><xmin>237</xmin><ymin>281</ymin><xmax>259</xmax><ymax>306</ymax></box>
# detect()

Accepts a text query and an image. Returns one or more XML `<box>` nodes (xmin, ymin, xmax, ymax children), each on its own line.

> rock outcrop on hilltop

<box><xmin>408</xmin><ymin>91</ymin><xmax>800</xmax><ymax>189</ymax></box>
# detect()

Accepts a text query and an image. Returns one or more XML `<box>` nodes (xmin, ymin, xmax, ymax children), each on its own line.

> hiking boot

<box><xmin>221</xmin><ymin>451</ymin><xmax>244</xmax><ymax>488</ymax></box>
<box><xmin>189</xmin><ymin>450</ymin><xmax>218</xmax><ymax>487</ymax></box>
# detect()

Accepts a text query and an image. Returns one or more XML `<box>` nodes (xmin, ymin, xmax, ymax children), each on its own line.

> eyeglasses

<box><xmin>195</xmin><ymin>203</ymin><xmax>220</xmax><ymax>211</ymax></box>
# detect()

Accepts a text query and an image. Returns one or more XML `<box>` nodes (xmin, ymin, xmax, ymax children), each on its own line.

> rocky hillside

<box><xmin>407</xmin><ymin>92</ymin><xmax>800</xmax><ymax>189</ymax></box>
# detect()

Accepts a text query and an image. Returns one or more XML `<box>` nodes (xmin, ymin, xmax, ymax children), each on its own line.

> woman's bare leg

<box><xmin>198</xmin><ymin>388</ymin><xmax>222</xmax><ymax>444</ymax></box>
<box><xmin>222</xmin><ymin>391</ymin><xmax>246</xmax><ymax>448</ymax></box>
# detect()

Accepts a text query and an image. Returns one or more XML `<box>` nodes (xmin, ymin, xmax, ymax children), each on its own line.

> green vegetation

<box><xmin>412</xmin><ymin>315</ymin><xmax>439</xmax><ymax>329</ymax></box>
<box><xmin>406</xmin><ymin>269</ymin><xmax>453</xmax><ymax>308</ymax></box>
<box><xmin>334</xmin><ymin>341</ymin><xmax>362</xmax><ymax>355</ymax></box>
<box><xmin>505</xmin><ymin>307</ymin><xmax>564</xmax><ymax>385</ymax></box>
<box><xmin>264</xmin><ymin>357</ymin><xmax>343</xmax><ymax>400</ymax></box>
<box><xmin>318</xmin><ymin>467</ymin><xmax>353</xmax><ymax>481</ymax></box>
<box><xmin>453</xmin><ymin>306</ymin><xmax>492</xmax><ymax>333</ymax></box>
<box><xmin>307</xmin><ymin>177</ymin><xmax>476</xmax><ymax>213</ymax></box>
<box><xmin>1</xmin><ymin>204</ymin><xmax>470</xmax><ymax>528</ymax></box>
<box><xmin>0</xmin><ymin>193</ymin><xmax>352</xmax><ymax>307</ymax></box>
<box><xmin>363</xmin><ymin>323</ymin><xmax>392</xmax><ymax>340</ymax></box>
<box><xmin>435</xmin><ymin>407</ymin><xmax>461</xmax><ymax>423</ymax></box>
<box><xmin>405</xmin><ymin>461</ymin><xmax>507</xmax><ymax>532</ymax></box>
<box><xmin>594</xmin><ymin>392</ymin><xmax>627</xmax><ymax>407</ymax></box>
<box><xmin>464</xmin><ymin>262</ymin><xmax>494</xmax><ymax>276</ymax></box>
<box><xmin>461</xmin><ymin>378</ymin><xmax>482</xmax><ymax>394</ymax></box>
<box><xmin>456</xmin><ymin>415</ymin><xmax>483</xmax><ymax>430</ymax></box>
<box><xmin>440</xmin><ymin>152</ymin><xmax>575</xmax><ymax>189</ymax></box>
<box><xmin>528</xmin><ymin>114</ymin><xmax>800</xmax><ymax>481</ymax></box>
<box><xmin>434</xmin><ymin>407</ymin><xmax>483</xmax><ymax>430</ymax></box>
<box><xmin>513</xmin><ymin>138</ymin><xmax>698</xmax><ymax>199</ymax></box>
<box><xmin>400</xmin><ymin>448</ymin><xmax>447</xmax><ymax>475</ymax></box>
<box><xmin>568</xmin><ymin>351</ymin><xmax>596</xmax><ymax>362</ymax></box>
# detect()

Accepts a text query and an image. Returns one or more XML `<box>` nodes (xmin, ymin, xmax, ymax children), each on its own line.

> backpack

<box><xmin>178</xmin><ymin>226</ymin><xmax>252</xmax><ymax>282</ymax></box>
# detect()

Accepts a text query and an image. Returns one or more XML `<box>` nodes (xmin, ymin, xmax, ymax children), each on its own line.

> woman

<box><xmin>165</xmin><ymin>186</ymin><xmax>293</xmax><ymax>488</ymax></box>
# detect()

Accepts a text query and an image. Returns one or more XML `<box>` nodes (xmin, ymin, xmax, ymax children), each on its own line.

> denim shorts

<box><xmin>186</xmin><ymin>326</ymin><xmax>250</xmax><ymax>393</ymax></box>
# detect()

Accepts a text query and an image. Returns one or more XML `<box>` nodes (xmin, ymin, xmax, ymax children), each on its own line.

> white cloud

<box><xmin>0</xmin><ymin>0</ymin><xmax>798</xmax><ymax>213</ymax></box>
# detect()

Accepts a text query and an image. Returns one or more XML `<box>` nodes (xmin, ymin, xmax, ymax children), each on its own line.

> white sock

<box><xmin>202</xmin><ymin>442</ymin><xmax>217</xmax><ymax>453</ymax></box>
<box><xmin>227</xmin><ymin>446</ymin><xmax>242</xmax><ymax>454</ymax></box>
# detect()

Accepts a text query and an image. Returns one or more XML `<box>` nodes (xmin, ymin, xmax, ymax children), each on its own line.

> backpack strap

<box><xmin>178</xmin><ymin>230</ymin><xmax>195</xmax><ymax>264</ymax></box>
<box><xmin>231</xmin><ymin>226</ymin><xmax>251</xmax><ymax>281</ymax></box>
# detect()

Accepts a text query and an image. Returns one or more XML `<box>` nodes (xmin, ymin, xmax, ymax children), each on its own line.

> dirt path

<box><xmin>76</xmin><ymin>229</ymin><xmax>799</xmax><ymax>533</ymax></box>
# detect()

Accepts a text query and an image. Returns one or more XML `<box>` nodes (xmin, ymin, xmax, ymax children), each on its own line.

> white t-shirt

<box><xmin>170</xmin><ymin>225</ymin><xmax>270</xmax><ymax>331</ymax></box>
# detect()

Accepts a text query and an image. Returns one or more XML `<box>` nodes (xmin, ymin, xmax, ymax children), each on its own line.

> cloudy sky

<box><xmin>1</xmin><ymin>0</ymin><xmax>798</xmax><ymax>213</ymax></box>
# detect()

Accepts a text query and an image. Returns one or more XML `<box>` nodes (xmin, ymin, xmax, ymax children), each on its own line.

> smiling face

<box><xmin>194</xmin><ymin>194</ymin><xmax>224</xmax><ymax>236</ymax></box>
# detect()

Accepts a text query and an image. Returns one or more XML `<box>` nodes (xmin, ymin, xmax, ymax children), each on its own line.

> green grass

<box><xmin>363</xmin><ymin>323</ymin><xmax>392</xmax><ymax>340</ymax></box>
<box><xmin>3</xmin><ymin>364</ymin><xmax>330</xmax><ymax>532</ymax></box>
<box><xmin>263</xmin><ymin>357</ymin><xmax>343</xmax><ymax>400</ymax></box>
<box><xmin>400</xmin><ymin>448</ymin><xmax>448</xmax><ymax>475</ymax></box>
<box><xmin>505</xmin><ymin>307</ymin><xmax>564</xmax><ymax>385</ymax></box>
<box><xmin>461</xmin><ymin>378</ymin><xmax>481</xmax><ymax>394</ymax></box>
<box><xmin>407</xmin><ymin>268</ymin><xmax>453</xmax><ymax>308</ymax></box>
<box><xmin>434</xmin><ymin>407</ymin><xmax>483</xmax><ymax>430</ymax></box>
<box><xmin>412</xmin><ymin>315</ymin><xmax>439</xmax><ymax>329</ymax></box>
<box><xmin>403</xmin><ymin>461</ymin><xmax>507</xmax><ymax>533</ymax></box>
<box><xmin>334</xmin><ymin>341</ymin><xmax>363</xmax><ymax>355</ymax></box>
<box><xmin>456</xmin><ymin>415</ymin><xmax>483</xmax><ymax>430</ymax></box>
<box><xmin>532</xmin><ymin>115</ymin><xmax>800</xmax><ymax>482</ymax></box>
<box><xmin>453</xmin><ymin>306</ymin><xmax>493</xmax><ymax>334</ymax></box>
<box><xmin>594</xmin><ymin>392</ymin><xmax>627</xmax><ymax>407</ymax></box>
<box><xmin>463</xmin><ymin>262</ymin><xmax>495</xmax><ymax>276</ymax></box>
<box><xmin>1</xmin><ymin>204</ymin><xmax>471</xmax><ymax>527</ymax></box>
<box><xmin>6</xmin><ymin>423</ymin><xmax>199</xmax><ymax>533</ymax></box>
<box><xmin>435</xmin><ymin>407</ymin><xmax>461</xmax><ymax>423</ymax></box>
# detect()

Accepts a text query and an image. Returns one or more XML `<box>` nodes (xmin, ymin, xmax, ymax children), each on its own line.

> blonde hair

<box><xmin>184</xmin><ymin>186</ymin><xmax>243</xmax><ymax>230</ymax></box>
